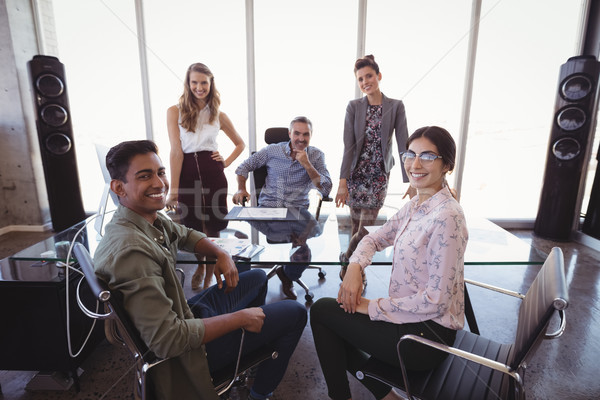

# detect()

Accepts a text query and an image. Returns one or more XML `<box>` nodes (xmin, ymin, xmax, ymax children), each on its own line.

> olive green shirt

<box><xmin>94</xmin><ymin>205</ymin><xmax>219</xmax><ymax>400</ymax></box>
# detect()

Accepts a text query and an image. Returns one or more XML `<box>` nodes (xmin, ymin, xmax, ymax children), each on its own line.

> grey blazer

<box><xmin>339</xmin><ymin>93</ymin><xmax>409</xmax><ymax>182</ymax></box>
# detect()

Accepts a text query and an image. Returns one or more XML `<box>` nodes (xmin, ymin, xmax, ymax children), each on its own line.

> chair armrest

<box><xmin>315</xmin><ymin>191</ymin><xmax>332</xmax><ymax>203</ymax></box>
<box><xmin>396</xmin><ymin>334</ymin><xmax>523</xmax><ymax>400</ymax></box>
<box><xmin>76</xmin><ymin>277</ymin><xmax>113</xmax><ymax>320</ymax></box>
<box><xmin>464</xmin><ymin>278</ymin><xmax>525</xmax><ymax>299</ymax></box>
<box><xmin>546</xmin><ymin>309</ymin><xmax>567</xmax><ymax>339</ymax></box>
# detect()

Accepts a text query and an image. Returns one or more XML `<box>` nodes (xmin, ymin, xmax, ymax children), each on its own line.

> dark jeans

<box><xmin>188</xmin><ymin>269</ymin><xmax>307</xmax><ymax>398</ymax></box>
<box><xmin>310</xmin><ymin>297</ymin><xmax>456</xmax><ymax>400</ymax></box>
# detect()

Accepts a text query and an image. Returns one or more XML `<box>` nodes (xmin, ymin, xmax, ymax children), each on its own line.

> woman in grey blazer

<box><xmin>336</xmin><ymin>55</ymin><xmax>410</xmax><ymax>283</ymax></box>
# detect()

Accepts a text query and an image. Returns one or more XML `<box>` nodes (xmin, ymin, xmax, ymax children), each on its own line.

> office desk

<box><xmin>3</xmin><ymin>206</ymin><xmax>545</xmax><ymax>340</ymax></box>
<box><xmin>0</xmin><ymin>227</ymin><xmax>104</xmax><ymax>390</ymax></box>
<box><xmin>4</xmin><ymin>207</ymin><xmax>545</xmax><ymax>267</ymax></box>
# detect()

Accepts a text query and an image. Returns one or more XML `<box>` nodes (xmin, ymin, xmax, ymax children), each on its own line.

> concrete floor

<box><xmin>0</xmin><ymin>228</ymin><xmax>599</xmax><ymax>399</ymax></box>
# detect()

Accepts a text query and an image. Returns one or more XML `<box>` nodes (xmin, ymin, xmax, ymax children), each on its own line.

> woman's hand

<box><xmin>211</xmin><ymin>151</ymin><xmax>226</xmax><ymax>166</ymax></box>
<box><xmin>165</xmin><ymin>193</ymin><xmax>178</xmax><ymax>212</ymax></box>
<box><xmin>403</xmin><ymin>185</ymin><xmax>417</xmax><ymax>200</ymax></box>
<box><xmin>337</xmin><ymin>263</ymin><xmax>365</xmax><ymax>313</ymax></box>
<box><xmin>335</xmin><ymin>179</ymin><xmax>349</xmax><ymax>208</ymax></box>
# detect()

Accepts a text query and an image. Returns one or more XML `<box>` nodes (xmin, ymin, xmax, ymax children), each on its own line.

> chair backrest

<box><xmin>74</xmin><ymin>243</ymin><xmax>276</xmax><ymax>399</ymax></box>
<box><xmin>252</xmin><ymin>127</ymin><xmax>290</xmax><ymax>200</ymax></box>
<box><xmin>74</xmin><ymin>242</ymin><xmax>157</xmax><ymax>361</ymax></box>
<box><xmin>264</xmin><ymin>127</ymin><xmax>289</xmax><ymax>145</ymax></box>
<box><xmin>510</xmin><ymin>246</ymin><xmax>569</xmax><ymax>369</ymax></box>
<box><xmin>74</xmin><ymin>243</ymin><xmax>160</xmax><ymax>400</ymax></box>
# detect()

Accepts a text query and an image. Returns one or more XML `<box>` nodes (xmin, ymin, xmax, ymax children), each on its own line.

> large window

<box><xmin>48</xmin><ymin>0</ymin><xmax>588</xmax><ymax>222</ymax></box>
<box><xmin>142</xmin><ymin>0</ymin><xmax>248</xmax><ymax>193</ymax></box>
<box><xmin>365</xmin><ymin>0</ymin><xmax>472</xmax><ymax>198</ymax></box>
<box><xmin>51</xmin><ymin>0</ymin><xmax>144</xmax><ymax>211</ymax></box>
<box><xmin>462</xmin><ymin>0</ymin><xmax>585</xmax><ymax>219</ymax></box>
<box><xmin>253</xmin><ymin>0</ymin><xmax>358</xmax><ymax>189</ymax></box>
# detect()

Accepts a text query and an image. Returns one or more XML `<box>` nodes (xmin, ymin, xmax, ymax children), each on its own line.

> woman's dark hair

<box><xmin>354</xmin><ymin>54</ymin><xmax>380</xmax><ymax>74</ymax></box>
<box><xmin>106</xmin><ymin>140</ymin><xmax>158</xmax><ymax>182</ymax></box>
<box><xmin>407</xmin><ymin>126</ymin><xmax>456</xmax><ymax>172</ymax></box>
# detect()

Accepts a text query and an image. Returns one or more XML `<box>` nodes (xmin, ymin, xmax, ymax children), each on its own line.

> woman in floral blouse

<box><xmin>335</xmin><ymin>55</ymin><xmax>409</xmax><ymax>287</ymax></box>
<box><xmin>311</xmin><ymin>126</ymin><xmax>468</xmax><ymax>400</ymax></box>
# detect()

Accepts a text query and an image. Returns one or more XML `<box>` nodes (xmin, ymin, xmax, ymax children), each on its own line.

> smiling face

<box><xmin>404</xmin><ymin>137</ymin><xmax>449</xmax><ymax>201</ymax></box>
<box><xmin>356</xmin><ymin>66</ymin><xmax>381</xmax><ymax>96</ymax></box>
<box><xmin>111</xmin><ymin>152</ymin><xmax>169</xmax><ymax>223</ymax></box>
<box><xmin>188</xmin><ymin>71</ymin><xmax>212</xmax><ymax>103</ymax></box>
<box><xmin>288</xmin><ymin>121</ymin><xmax>312</xmax><ymax>151</ymax></box>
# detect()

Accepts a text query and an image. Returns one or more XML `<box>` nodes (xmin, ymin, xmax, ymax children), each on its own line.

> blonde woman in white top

<box><xmin>167</xmin><ymin>63</ymin><xmax>245</xmax><ymax>290</ymax></box>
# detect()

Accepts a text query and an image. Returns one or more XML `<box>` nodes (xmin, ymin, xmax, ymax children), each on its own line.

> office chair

<box><xmin>244</xmin><ymin>127</ymin><xmax>332</xmax><ymax>301</ymax></box>
<box><xmin>356</xmin><ymin>246</ymin><xmax>569</xmax><ymax>400</ymax></box>
<box><xmin>73</xmin><ymin>243</ymin><xmax>277</xmax><ymax>399</ymax></box>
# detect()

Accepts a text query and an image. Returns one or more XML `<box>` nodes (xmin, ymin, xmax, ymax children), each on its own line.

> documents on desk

<box><xmin>238</xmin><ymin>207</ymin><xmax>287</xmax><ymax>219</ymax></box>
<box><xmin>208</xmin><ymin>237</ymin><xmax>264</xmax><ymax>261</ymax></box>
<box><xmin>225</xmin><ymin>206</ymin><xmax>298</xmax><ymax>220</ymax></box>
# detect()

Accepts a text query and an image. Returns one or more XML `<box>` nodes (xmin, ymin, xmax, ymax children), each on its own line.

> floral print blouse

<box><xmin>347</xmin><ymin>104</ymin><xmax>388</xmax><ymax>209</ymax></box>
<box><xmin>349</xmin><ymin>186</ymin><xmax>468</xmax><ymax>330</ymax></box>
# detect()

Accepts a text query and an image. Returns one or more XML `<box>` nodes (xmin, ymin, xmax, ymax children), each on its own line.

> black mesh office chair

<box><xmin>244</xmin><ymin>127</ymin><xmax>332</xmax><ymax>301</ymax></box>
<box><xmin>73</xmin><ymin>243</ymin><xmax>277</xmax><ymax>399</ymax></box>
<box><xmin>356</xmin><ymin>246</ymin><xmax>569</xmax><ymax>400</ymax></box>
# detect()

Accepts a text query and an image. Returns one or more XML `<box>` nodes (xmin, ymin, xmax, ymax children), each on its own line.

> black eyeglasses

<box><xmin>401</xmin><ymin>150</ymin><xmax>443</xmax><ymax>164</ymax></box>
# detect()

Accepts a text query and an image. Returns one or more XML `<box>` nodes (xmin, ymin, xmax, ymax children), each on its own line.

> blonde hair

<box><xmin>178</xmin><ymin>63</ymin><xmax>221</xmax><ymax>132</ymax></box>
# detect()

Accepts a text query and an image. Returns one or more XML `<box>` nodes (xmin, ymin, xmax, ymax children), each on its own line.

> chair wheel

<box><xmin>318</xmin><ymin>270</ymin><xmax>326</xmax><ymax>279</ymax></box>
<box><xmin>305</xmin><ymin>292</ymin><xmax>314</xmax><ymax>302</ymax></box>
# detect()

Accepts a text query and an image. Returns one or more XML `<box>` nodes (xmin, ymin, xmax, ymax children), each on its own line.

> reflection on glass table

<box><xmin>4</xmin><ymin>207</ymin><xmax>546</xmax><ymax>279</ymax></box>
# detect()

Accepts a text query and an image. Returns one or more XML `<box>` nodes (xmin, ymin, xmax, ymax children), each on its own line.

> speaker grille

<box><xmin>35</xmin><ymin>73</ymin><xmax>64</xmax><ymax>98</ymax></box>
<box><xmin>40</xmin><ymin>104</ymin><xmax>68</xmax><ymax>127</ymax></box>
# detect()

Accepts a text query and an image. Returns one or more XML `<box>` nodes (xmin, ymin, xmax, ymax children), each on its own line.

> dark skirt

<box><xmin>177</xmin><ymin>151</ymin><xmax>228</xmax><ymax>235</ymax></box>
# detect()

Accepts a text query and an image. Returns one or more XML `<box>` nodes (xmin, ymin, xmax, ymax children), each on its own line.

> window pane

<box><xmin>254</xmin><ymin>0</ymin><xmax>358</xmax><ymax>188</ymax></box>
<box><xmin>51</xmin><ymin>0</ymin><xmax>144</xmax><ymax>211</ymax></box>
<box><xmin>365</xmin><ymin>0</ymin><xmax>472</xmax><ymax>197</ymax></box>
<box><xmin>462</xmin><ymin>0</ymin><xmax>585</xmax><ymax>219</ymax></box>
<box><xmin>143</xmin><ymin>0</ymin><xmax>248</xmax><ymax>189</ymax></box>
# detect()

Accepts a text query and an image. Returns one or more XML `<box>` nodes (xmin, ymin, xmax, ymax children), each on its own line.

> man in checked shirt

<box><xmin>233</xmin><ymin>116</ymin><xmax>332</xmax><ymax>300</ymax></box>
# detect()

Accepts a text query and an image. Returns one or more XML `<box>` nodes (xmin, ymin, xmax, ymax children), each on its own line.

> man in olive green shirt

<box><xmin>94</xmin><ymin>140</ymin><xmax>307</xmax><ymax>400</ymax></box>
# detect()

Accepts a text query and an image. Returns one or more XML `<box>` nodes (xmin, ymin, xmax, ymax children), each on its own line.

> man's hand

<box><xmin>232</xmin><ymin>189</ymin><xmax>251</xmax><ymax>205</ymax></box>
<box><xmin>214</xmin><ymin>252</ymin><xmax>239</xmax><ymax>293</ymax></box>
<box><xmin>292</xmin><ymin>148</ymin><xmax>311</xmax><ymax>169</ymax></box>
<box><xmin>237</xmin><ymin>308</ymin><xmax>265</xmax><ymax>333</ymax></box>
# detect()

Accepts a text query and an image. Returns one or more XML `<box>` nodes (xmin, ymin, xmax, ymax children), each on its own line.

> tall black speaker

<box><xmin>534</xmin><ymin>55</ymin><xmax>600</xmax><ymax>240</ymax></box>
<box><xmin>27</xmin><ymin>55</ymin><xmax>86</xmax><ymax>232</ymax></box>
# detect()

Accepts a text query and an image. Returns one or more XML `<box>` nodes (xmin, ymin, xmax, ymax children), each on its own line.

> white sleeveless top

<box><xmin>178</xmin><ymin>105</ymin><xmax>220</xmax><ymax>153</ymax></box>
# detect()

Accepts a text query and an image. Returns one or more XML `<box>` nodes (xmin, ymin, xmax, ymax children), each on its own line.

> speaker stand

<box><xmin>25</xmin><ymin>368</ymin><xmax>83</xmax><ymax>391</ymax></box>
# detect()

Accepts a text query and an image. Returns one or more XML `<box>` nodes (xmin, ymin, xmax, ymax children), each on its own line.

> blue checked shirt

<box><xmin>235</xmin><ymin>141</ymin><xmax>332</xmax><ymax>208</ymax></box>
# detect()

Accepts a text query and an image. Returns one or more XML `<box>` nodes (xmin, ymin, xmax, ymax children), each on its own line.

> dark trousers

<box><xmin>178</xmin><ymin>151</ymin><xmax>228</xmax><ymax>235</ymax></box>
<box><xmin>188</xmin><ymin>269</ymin><xmax>307</xmax><ymax>398</ymax></box>
<box><xmin>310</xmin><ymin>297</ymin><xmax>456</xmax><ymax>400</ymax></box>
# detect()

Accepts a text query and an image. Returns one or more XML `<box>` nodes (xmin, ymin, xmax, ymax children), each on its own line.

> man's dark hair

<box><xmin>106</xmin><ymin>140</ymin><xmax>158</xmax><ymax>182</ymax></box>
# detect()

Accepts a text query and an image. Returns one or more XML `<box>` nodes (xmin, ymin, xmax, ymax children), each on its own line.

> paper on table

<box><xmin>208</xmin><ymin>237</ymin><xmax>251</xmax><ymax>256</ymax></box>
<box><xmin>364</xmin><ymin>225</ymin><xmax>382</xmax><ymax>234</ymax></box>
<box><xmin>237</xmin><ymin>207</ymin><xmax>288</xmax><ymax>219</ymax></box>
